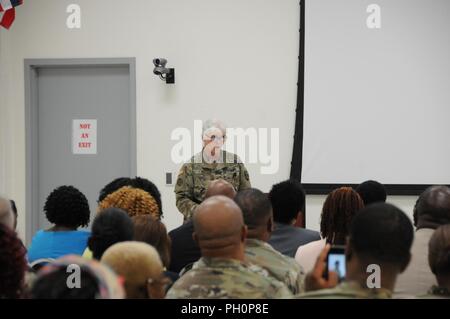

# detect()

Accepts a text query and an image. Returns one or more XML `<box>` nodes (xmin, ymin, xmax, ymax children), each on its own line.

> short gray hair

<box><xmin>202</xmin><ymin>119</ymin><xmax>227</xmax><ymax>137</ymax></box>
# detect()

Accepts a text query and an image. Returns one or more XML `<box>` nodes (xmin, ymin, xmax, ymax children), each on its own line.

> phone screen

<box><xmin>326</xmin><ymin>246</ymin><xmax>346</xmax><ymax>282</ymax></box>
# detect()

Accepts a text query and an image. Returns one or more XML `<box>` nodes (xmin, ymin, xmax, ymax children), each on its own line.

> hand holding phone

<box><xmin>324</xmin><ymin>245</ymin><xmax>346</xmax><ymax>282</ymax></box>
<box><xmin>304</xmin><ymin>244</ymin><xmax>339</xmax><ymax>292</ymax></box>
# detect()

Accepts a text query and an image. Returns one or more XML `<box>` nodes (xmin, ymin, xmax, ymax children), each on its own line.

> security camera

<box><xmin>153</xmin><ymin>58</ymin><xmax>167</xmax><ymax>67</ymax></box>
<box><xmin>153</xmin><ymin>66</ymin><xmax>168</xmax><ymax>76</ymax></box>
<box><xmin>152</xmin><ymin>58</ymin><xmax>175</xmax><ymax>84</ymax></box>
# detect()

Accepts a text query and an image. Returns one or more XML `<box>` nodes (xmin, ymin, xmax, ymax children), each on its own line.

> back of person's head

<box><xmin>31</xmin><ymin>255</ymin><xmax>124</xmax><ymax>299</ymax></box>
<box><xmin>98</xmin><ymin>177</ymin><xmax>162</xmax><ymax>215</ymax></box>
<box><xmin>321</xmin><ymin>187</ymin><xmax>364</xmax><ymax>245</ymax></box>
<box><xmin>98</xmin><ymin>186</ymin><xmax>161</xmax><ymax>219</ymax></box>
<box><xmin>428</xmin><ymin>224</ymin><xmax>450</xmax><ymax>282</ymax></box>
<box><xmin>0</xmin><ymin>224</ymin><xmax>27</xmax><ymax>298</ymax></box>
<box><xmin>0</xmin><ymin>196</ymin><xmax>14</xmax><ymax>229</ymax></box>
<box><xmin>234</xmin><ymin>188</ymin><xmax>272</xmax><ymax>240</ymax></box>
<box><xmin>130</xmin><ymin>177</ymin><xmax>163</xmax><ymax>214</ymax></box>
<box><xmin>44</xmin><ymin>185</ymin><xmax>90</xmax><ymax>229</ymax></box>
<box><xmin>349</xmin><ymin>203</ymin><xmax>413</xmax><ymax>271</ymax></box>
<box><xmin>89</xmin><ymin>208</ymin><xmax>134</xmax><ymax>260</ymax></box>
<box><xmin>193</xmin><ymin>196</ymin><xmax>246</xmax><ymax>259</ymax></box>
<box><xmin>413</xmin><ymin>186</ymin><xmax>450</xmax><ymax>228</ymax></box>
<box><xmin>132</xmin><ymin>215</ymin><xmax>171</xmax><ymax>269</ymax></box>
<box><xmin>356</xmin><ymin>180</ymin><xmax>387</xmax><ymax>205</ymax></box>
<box><xmin>205</xmin><ymin>179</ymin><xmax>236</xmax><ymax>199</ymax></box>
<box><xmin>101</xmin><ymin>242</ymin><xmax>166</xmax><ymax>299</ymax></box>
<box><xmin>98</xmin><ymin>177</ymin><xmax>131</xmax><ymax>203</ymax></box>
<box><xmin>268</xmin><ymin>179</ymin><xmax>305</xmax><ymax>224</ymax></box>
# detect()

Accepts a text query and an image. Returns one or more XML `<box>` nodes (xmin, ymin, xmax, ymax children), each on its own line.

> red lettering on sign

<box><xmin>78</xmin><ymin>142</ymin><xmax>92</xmax><ymax>148</ymax></box>
<box><xmin>80</xmin><ymin>124</ymin><xmax>91</xmax><ymax>129</ymax></box>
<box><xmin>81</xmin><ymin>133</ymin><xmax>89</xmax><ymax>139</ymax></box>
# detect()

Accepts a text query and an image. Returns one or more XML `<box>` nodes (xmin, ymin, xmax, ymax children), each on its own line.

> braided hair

<box><xmin>320</xmin><ymin>187</ymin><xmax>364</xmax><ymax>245</ymax></box>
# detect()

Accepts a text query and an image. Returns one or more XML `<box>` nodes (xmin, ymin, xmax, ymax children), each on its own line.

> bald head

<box><xmin>205</xmin><ymin>179</ymin><xmax>236</xmax><ymax>200</ymax></box>
<box><xmin>414</xmin><ymin>186</ymin><xmax>450</xmax><ymax>228</ymax></box>
<box><xmin>0</xmin><ymin>197</ymin><xmax>14</xmax><ymax>229</ymax></box>
<box><xmin>193</xmin><ymin>196</ymin><xmax>246</xmax><ymax>259</ymax></box>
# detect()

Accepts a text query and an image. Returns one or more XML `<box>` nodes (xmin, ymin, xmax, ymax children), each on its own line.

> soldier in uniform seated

<box><xmin>166</xmin><ymin>195</ymin><xmax>292</xmax><ymax>299</ymax></box>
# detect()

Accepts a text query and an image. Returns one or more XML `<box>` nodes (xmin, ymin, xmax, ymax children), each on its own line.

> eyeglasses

<box><xmin>208</xmin><ymin>135</ymin><xmax>226</xmax><ymax>141</ymax></box>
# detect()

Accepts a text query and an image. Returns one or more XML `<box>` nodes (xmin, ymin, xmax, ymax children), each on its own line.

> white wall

<box><xmin>0</xmin><ymin>0</ymin><xmax>418</xmax><ymax>242</ymax></box>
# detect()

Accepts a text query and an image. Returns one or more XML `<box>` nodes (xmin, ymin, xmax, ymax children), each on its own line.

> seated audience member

<box><xmin>101</xmin><ymin>242</ymin><xmax>169</xmax><ymax>299</ymax></box>
<box><xmin>88</xmin><ymin>208</ymin><xmax>134</xmax><ymax>260</ymax></box>
<box><xmin>27</xmin><ymin>186</ymin><xmax>91</xmax><ymax>263</ymax></box>
<box><xmin>300</xmin><ymin>203</ymin><xmax>413</xmax><ymax>299</ymax></box>
<box><xmin>31</xmin><ymin>255</ymin><xmax>124</xmax><ymax>299</ymax></box>
<box><xmin>395</xmin><ymin>186</ymin><xmax>450</xmax><ymax>296</ymax></box>
<box><xmin>98</xmin><ymin>177</ymin><xmax>163</xmax><ymax>216</ymax></box>
<box><xmin>235</xmin><ymin>188</ymin><xmax>305</xmax><ymax>294</ymax></box>
<box><xmin>422</xmin><ymin>224</ymin><xmax>450</xmax><ymax>298</ymax></box>
<box><xmin>133</xmin><ymin>215</ymin><xmax>178</xmax><ymax>283</ymax></box>
<box><xmin>0</xmin><ymin>196</ymin><xmax>15</xmax><ymax>229</ymax></box>
<box><xmin>267</xmin><ymin>180</ymin><xmax>320</xmax><ymax>257</ymax></box>
<box><xmin>295</xmin><ymin>187</ymin><xmax>364</xmax><ymax>272</ymax></box>
<box><xmin>166</xmin><ymin>196</ymin><xmax>292</xmax><ymax>299</ymax></box>
<box><xmin>98</xmin><ymin>186</ymin><xmax>161</xmax><ymax>220</ymax></box>
<box><xmin>356</xmin><ymin>180</ymin><xmax>387</xmax><ymax>206</ymax></box>
<box><xmin>0</xmin><ymin>224</ymin><xmax>27</xmax><ymax>299</ymax></box>
<box><xmin>168</xmin><ymin>179</ymin><xmax>236</xmax><ymax>273</ymax></box>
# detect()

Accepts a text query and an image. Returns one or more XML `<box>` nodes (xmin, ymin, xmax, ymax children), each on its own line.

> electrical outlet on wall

<box><xmin>166</xmin><ymin>172</ymin><xmax>173</xmax><ymax>186</ymax></box>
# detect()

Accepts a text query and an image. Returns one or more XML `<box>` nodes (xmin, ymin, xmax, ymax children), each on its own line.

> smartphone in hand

<box><xmin>324</xmin><ymin>245</ymin><xmax>346</xmax><ymax>282</ymax></box>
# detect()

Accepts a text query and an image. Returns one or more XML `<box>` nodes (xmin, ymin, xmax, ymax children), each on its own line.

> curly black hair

<box><xmin>0</xmin><ymin>224</ymin><xmax>27</xmax><ymax>298</ymax></box>
<box><xmin>98</xmin><ymin>177</ymin><xmax>163</xmax><ymax>215</ymax></box>
<box><xmin>44</xmin><ymin>186</ymin><xmax>90</xmax><ymax>228</ymax></box>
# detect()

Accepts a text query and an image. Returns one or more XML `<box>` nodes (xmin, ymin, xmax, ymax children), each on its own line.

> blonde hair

<box><xmin>101</xmin><ymin>241</ymin><xmax>163</xmax><ymax>298</ymax></box>
<box><xmin>98</xmin><ymin>186</ymin><xmax>160</xmax><ymax>219</ymax></box>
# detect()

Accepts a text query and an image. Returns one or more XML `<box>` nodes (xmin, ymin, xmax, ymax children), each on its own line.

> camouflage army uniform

<box><xmin>175</xmin><ymin>150</ymin><xmax>251</xmax><ymax>222</ymax></box>
<box><xmin>418</xmin><ymin>285</ymin><xmax>450</xmax><ymax>299</ymax></box>
<box><xmin>245</xmin><ymin>238</ymin><xmax>305</xmax><ymax>295</ymax></box>
<box><xmin>297</xmin><ymin>281</ymin><xmax>392</xmax><ymax>299</ymax></box>
<box><xmin>166</xmin><ymin>257</ymin><xmax>293</xmax><ymax>299</ymax></box>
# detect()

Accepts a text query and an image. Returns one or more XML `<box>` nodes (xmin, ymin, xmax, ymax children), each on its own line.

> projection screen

<box><xmin>300</xmin><ymin>0</ymin><xmax>450</xmax><ymax>191</ymax></box>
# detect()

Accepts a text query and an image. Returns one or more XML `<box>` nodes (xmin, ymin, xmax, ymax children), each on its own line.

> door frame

<box><xmin>24</xmin><ymin>58</ymin><xmax>137</xmax><ymax>245</ymax></box>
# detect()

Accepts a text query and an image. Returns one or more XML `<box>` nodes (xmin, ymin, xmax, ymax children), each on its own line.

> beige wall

<box><xmin>0</xmin><ymin>0</ymin><xmax>418</xmax><ymax>242</ymax></box>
